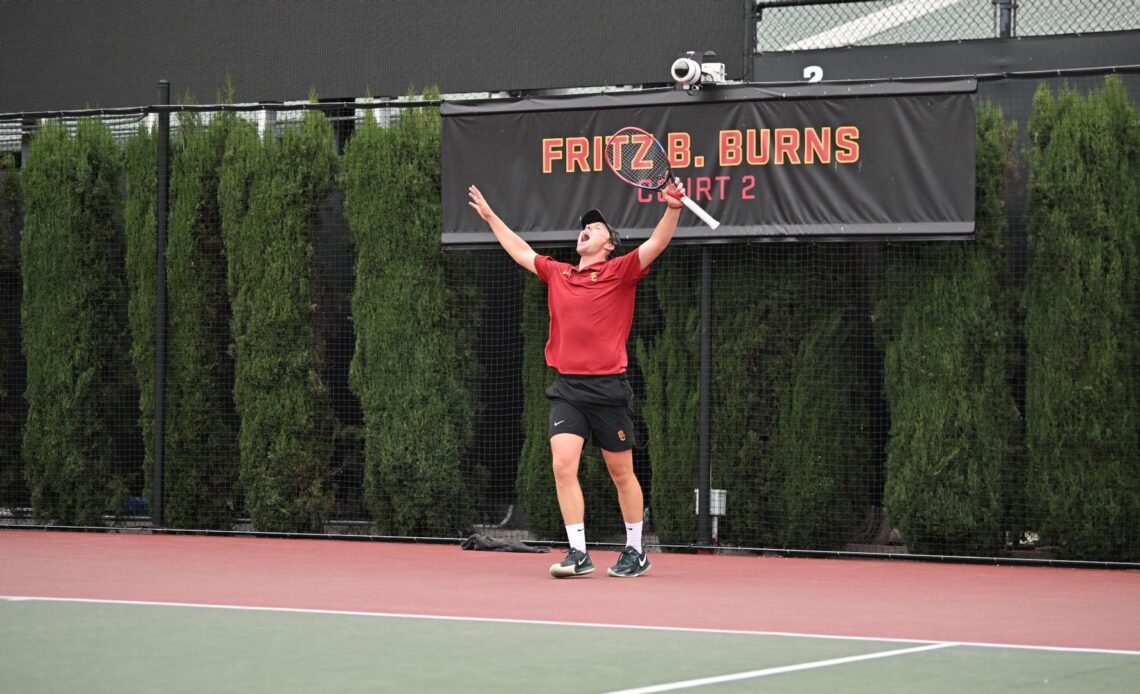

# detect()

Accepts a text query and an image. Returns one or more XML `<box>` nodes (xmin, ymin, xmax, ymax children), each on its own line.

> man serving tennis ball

<box><xmin>467</xmin><ymin>180</ymin><xmax>685</xmax><ymax>578</ymax></box>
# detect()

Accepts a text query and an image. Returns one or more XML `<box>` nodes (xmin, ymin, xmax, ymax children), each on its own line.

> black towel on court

<box><xmin>460</xmin><ymin>533</ymin><xmax>550</xmax><ymax>553</ymax></box>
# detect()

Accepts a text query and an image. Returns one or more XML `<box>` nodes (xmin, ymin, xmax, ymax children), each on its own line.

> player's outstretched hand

<box><xmin>665</xmin><ymin>179</ymin><xmax>685</xmax><ymax>209</ymax></box>
<box><xmin>468</xmin><ymin>185</ymin><xmax>495</xmax><ymax>221</ymax></box>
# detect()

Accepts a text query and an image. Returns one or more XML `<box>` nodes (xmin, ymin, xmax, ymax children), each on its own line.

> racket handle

<box><xmin>680</xmin><ymin>195</ymin><xmax>721</xmax><ymax>230</ymax></box>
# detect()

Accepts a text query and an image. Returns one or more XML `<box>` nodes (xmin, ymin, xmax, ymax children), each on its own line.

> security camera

<box><xmin>671</xmin><ymin>57</ymin><xmax>703</xmax><ymax>89</ymax></box>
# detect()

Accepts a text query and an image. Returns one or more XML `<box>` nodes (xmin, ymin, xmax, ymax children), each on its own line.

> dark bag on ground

<box><xmin>460</xmin><ymin>533</ymin><xmax>550</xmax><ymax>553</ymax></box>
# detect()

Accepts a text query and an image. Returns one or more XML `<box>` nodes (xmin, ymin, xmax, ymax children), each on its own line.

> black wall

<box><xmin>1</xmin><ymin>0</ymin><xmax>749</xmax><ymax>112</ymax></box>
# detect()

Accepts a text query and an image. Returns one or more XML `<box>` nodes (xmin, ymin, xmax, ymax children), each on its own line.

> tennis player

<box><xmin>467</xmin><ymin>180</ymin><xmax>685</xmax><ymax>578</ymax></box>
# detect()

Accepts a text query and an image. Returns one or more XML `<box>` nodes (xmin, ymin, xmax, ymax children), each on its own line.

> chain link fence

<box><xmin>757</xmin><ymin>0</ymin><xmax>1140</xmax><ymax>52</ymax></box>
<box><xmin>1</xmin><ymin>6</ymin><xmax>1137</xmax><ymax>565</ymax></box>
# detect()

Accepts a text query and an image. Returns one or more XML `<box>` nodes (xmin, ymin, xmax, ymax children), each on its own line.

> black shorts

<box><xmin>545</xmin><ymin>373</ymin><xmax>636</xmax><ymax>452</ymax></box>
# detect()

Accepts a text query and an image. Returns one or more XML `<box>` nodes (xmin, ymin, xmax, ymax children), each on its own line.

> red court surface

<box><xmin>3</xmin><ymin>529</ymin><xmax>1138</xmax><ymax>652</ymax></box>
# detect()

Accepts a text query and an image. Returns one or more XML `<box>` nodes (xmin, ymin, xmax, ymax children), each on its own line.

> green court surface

<box><xmin>2</xmin><ymin>598</ymin><xmax>1137</xmax><ymax>693</ymax></box>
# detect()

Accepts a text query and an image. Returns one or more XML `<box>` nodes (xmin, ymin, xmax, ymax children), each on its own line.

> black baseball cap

<box><xmin>580</xmin><ymin>209</ymin><xmax>622</xmax><ymax>250</ymax></box>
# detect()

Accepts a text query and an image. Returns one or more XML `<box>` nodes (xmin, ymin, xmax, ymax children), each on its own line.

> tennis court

<box><xmin>3</xmin><ymin>531</ymin><xmax>1137</xmax><ymax>692</ymax></box>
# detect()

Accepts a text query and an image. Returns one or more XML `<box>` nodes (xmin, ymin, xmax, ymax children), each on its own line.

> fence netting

<box><xmin>1</xmin><ymin>74</ymin><xmax>1138</xmax><ymax>564</ymax></box>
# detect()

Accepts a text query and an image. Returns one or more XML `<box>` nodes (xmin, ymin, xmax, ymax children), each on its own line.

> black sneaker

<box><xmin>607</xmin><ymin>546</ymin><xmax>651</xmax><ymax>577</ymax></box>
<box><xmin>550</xmin><ymin>548</ymin><xmax>595</xmax><ymax>578</ymax></box>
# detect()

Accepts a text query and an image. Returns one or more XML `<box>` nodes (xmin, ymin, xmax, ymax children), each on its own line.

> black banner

<box><xmin>441</xmin><ymin>81</ymin><xmax>976</xmax><ymax>247</ymax></box>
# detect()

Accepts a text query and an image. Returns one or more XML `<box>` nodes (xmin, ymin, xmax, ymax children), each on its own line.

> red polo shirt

<box><xmin>534</xmin><ymin>251</ymin><xmax>650</xmax><ymax>375</ymax></box>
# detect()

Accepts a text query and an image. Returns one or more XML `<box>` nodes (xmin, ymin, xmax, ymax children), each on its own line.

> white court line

<box><xmin>605</xmin><ymin>643</ymin><xmax>955</xmax><ymax>694</ymax></box>
<box><xmin>3</xmin><ymin>595</ymin><xmax>1140</xmax><ymax>657</ymax></box>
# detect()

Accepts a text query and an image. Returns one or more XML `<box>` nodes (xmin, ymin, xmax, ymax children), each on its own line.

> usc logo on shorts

<box><xmin>617</xmin><ymin>429</ymin><xmax>626</xmax><ymax>442</ymax></box>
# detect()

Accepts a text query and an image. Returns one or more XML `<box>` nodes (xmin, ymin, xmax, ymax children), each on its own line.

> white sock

<box><xmin>566</xmin><ymin>523</ymin><xmax>586</xmax><ymax>553</ymax></box>
<box><xmin>625</xmin><ymin>521</ymin><xmax>643</xmax><ymax>553</ymax></box>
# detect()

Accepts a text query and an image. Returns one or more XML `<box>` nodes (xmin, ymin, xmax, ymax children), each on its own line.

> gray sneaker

<box><xmin>550</xmin><ymin>548</ymin><xmax>595</xmax><ymax>578</ymax></box>
<box><xmin>607</xmin><ymin>546</ymin><xmax>651</xmax><ymax>577</ymax></box>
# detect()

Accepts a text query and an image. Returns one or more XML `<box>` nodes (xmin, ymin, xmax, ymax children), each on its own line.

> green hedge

<box><xmin>737</xmin><ymin>246</ymin><xmax>872</xmax><ymax>550</ymax></box>
<box><xmin>162</xmin><ymin>113</ymin><xmax>241</xmax><ymax>528</ymax></box>
<box><xmin>0</xmin><ymin>153</ymin><xmax>24</xmax><ymax>507</ymax></box>
<box><xmin>711</xmin><ymin>248</ymin><xmax>795</xmax><ymax>547</ymax></box>
<box><xmin>6</xmin><ymin>87</ymin><xmax>1140</xmax><ymax>561</ymax></box>
<box><xmin>876</xmin><ymin>104</ymin><xmax>1021</xmax><ymax>554</ymax></box>
<box><xmin>342</xmin><ymin>99</ymin><xmax>477</xmax><ymax>536</ymax></box>
<box><xmin>770</xmin><ymin>302</ymin><xmax>872</xmax><ymax>550</ymax></box>
<box><xmin>218</xmin><ymin>112</ymin><xmax>336</xmax><ymax>532</ymax></box>
<box><xmin>21</xmin><ymin>120</ymin><xmax>131</xmax><ymax>524</ymax></box>
<box><xmin>515</xmin><ymin>268</ymin><xmax>561</xmax><ymax>538</ymax></box>
<box><xmin>123</xmin><ymin>126</ymin><xmax>157</xmax><ymax>512</ymax></box>
<box><xmin>1024</xmin><ymin>77</ymin><xmax>1140</xmax><ymax>561</ymax></box>
<box><xmin>636</xmin><ymin>249</ymin><xmax>699</xmax><ymax>543</ymax></box>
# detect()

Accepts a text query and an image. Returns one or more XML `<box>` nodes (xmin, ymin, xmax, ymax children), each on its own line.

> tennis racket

<box><xmin>603</xmin><ymin>126</ymin><xmax>720</xmax><ymax>230</ymax></box>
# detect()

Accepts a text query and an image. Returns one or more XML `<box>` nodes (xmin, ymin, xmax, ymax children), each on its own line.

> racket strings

<box><xmin>605</xmin><ymin>129</ymin><xmax>672</xmax><ymax>190</ymax></box>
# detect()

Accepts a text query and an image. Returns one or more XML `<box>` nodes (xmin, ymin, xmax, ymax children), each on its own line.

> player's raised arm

<box><xmin>468</xmin><ymin>185</ymin><xmax>537</xmax><ymax>274</ymax></box>
<box><xmin>637</xmin><ymin>179</ymin><xmax>685</xmax><ymax>270</ymax></box>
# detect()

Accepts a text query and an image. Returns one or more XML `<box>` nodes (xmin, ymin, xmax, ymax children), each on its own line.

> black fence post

<box><xmin>696</xmin><ymin>247</ymin><xmax>713</xmax><ymax>546</ymax></box>
<box><xmin>152</xmin><ymin>80</ymin><xmax>169</xmax><ymax>529</ymax></box>
<box><xmin>998</xmin><ymin>0</ymin><xmax>1015</xmax><ymax>38</ymax></box>
<box><xmin>744</xmin><ymin>0</ymin><xmax>759</xmax><ymax>82</ymax></box>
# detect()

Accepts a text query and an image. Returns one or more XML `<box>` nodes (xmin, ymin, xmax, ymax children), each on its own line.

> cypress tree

<box><xmin>636</xmin><ymin>249</ymin><xmax>699</xmax><ymax>544</ymax></box>
<box><xmin>218</xmin><ymin>111</ymin><xmax>336</xmax><ymax>533</ymax></box>
<box><xmin>770</xmin><ymin>303</ymin><xmax>871</xmax><ymax>550</ymax></box>
<box><xmin>713</xmin><ymin>246</ymin><xmax>800</xmax><ymax>547</ymax></box>
<box><xmin>21</xmin><ymin>119</ymin><xmax>131</xmax><ymax>524</ymax></box>
<box><xmin>342</xmin><ymin>97</ymin><xmax>477</xmax><ymax>536</ymax></box>
<box><xmin>0</xmin><ymin>153</ymin><xmax>24</xmax><ymax>507</ymax></box>
<box><xmin>710</xmin><ymin>244</ymin><xmax>872</xmax><ymax>549</ymax></box>
<box><xmin>876</xmin><ymin>103</ymin><xmax>1020</xmax><ymax>554</ymax></box>
<box><xmin>162</xmin><ymin>112</ymin><xmax>240</xmax><ymax>528</ymax></box>
<box><xmin>1024</xmin><ymin>77</ymin><xmax>1140</xmax><ymax>561</ymax></box>
<box><xmin>515</xmin><ymin>272</ymin><xmax>562</xmax><ymax>539</ymax></box>
<box><xmin>123</xmin><ymin>126</ymin><xmax>157</xmax><ymax>512</ymax></box>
